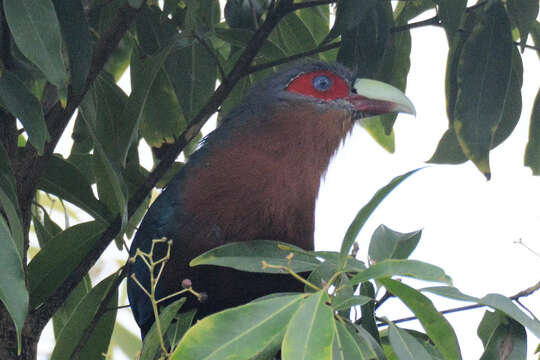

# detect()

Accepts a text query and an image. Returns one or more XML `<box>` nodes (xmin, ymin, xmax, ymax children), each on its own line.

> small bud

<box><xmin>286</xmin><ymin>252</ymin><xmax>294</xmax><ymax>261</ymax></box>
<box><xmin>198</xmin><ymin>292</ymin><xmax>208</xmax><ymax>303</ymax></box>
<box><xmin>262</xmin><ymin>260</ymin><xmax>269</xmax><ymax>269</ymax></box>
<box><xmin>181</xmin><ymin>278</ymin><xmax>192</xmax><ymax>289</ymax></box>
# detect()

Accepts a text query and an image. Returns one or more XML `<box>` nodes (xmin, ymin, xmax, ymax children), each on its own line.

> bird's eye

<box><xmin>313</xmin><ymin>75</ymin><xmax>332</xmax><ymax>91</ymax></box>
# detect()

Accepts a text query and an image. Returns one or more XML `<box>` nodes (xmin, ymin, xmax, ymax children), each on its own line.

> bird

<box><xmin>127</xmin><ymin>61</ymin><xmax>415</xmax><ymax>338</ymax></box>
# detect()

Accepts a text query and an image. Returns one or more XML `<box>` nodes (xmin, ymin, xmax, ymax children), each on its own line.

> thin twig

<box><xmin>391</xmin><ymin>15</ymin><xmax>441</xmax><ymax>33</ymax></box>
<box><xmin>377</xmin><ymin>280</ymin><xmax>540</xmax><ymax>328</ymax></box>
<box><xmin>35</xmin><ymin>0</ymin><xmax>297</xmax><ymax>338</ymax></box>
<box><xmin>246</xmin><ymin>41</ymin><xmax>341</xmax><ymax>74</ymax></box>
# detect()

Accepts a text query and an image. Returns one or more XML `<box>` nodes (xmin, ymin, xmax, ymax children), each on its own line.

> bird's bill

<box><xmin>346</xmin><ymin>78</ymin><xmax>416</xmax><ymax>116</ymax></box>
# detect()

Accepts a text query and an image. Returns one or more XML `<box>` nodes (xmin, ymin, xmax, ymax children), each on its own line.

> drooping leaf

<box><xmin>28</xmin><ymin>221</ymin><xmax>106</xmax><ymax>308</ymax></box>
<box><xmin>171</xmin><ymin>294</ymin><xmax>305</xmax><ymax>360</ymax></box>
<box><xmin>340</xmin><ymin>168</ymin><xmax>420</xmax><ymax>267</ymax></box>
<box><xmin>282</xmin><ymin>291</ymin><xmax>334</xmax><ymax>360</ymax></box>
<box><xmin>224</xmin><ymin>0</ymin><xmax>268</xmax><ymax>30</ymax></box>
<box><xmin>167</xmin><ymin>309</ymin><xmax>196</xmax><ymax>349</ymax></box>
<box><xmin>39</xmin><ymin>154</ymin><xmax>110</xmax><ymax>223</ymax></box>
<box><xmin>325</xmin><ymin>0</ymin><xmax>378</xmax><ymax>42</ymax></box>
<box><xmin>52</xmin><ymin>0</ymin><xmax>92</xmax><ymax>95</ymax></box>
<box><xmin>141</xmin><ymin>298</ymin><xmax>186</xmax><ymax>360</ymax></box>
<box><xmin>135</xmin><ymin>4</ymin><xmax>177</xmax><ymax>55</ymax></box>
<box><xmin>359</xmin><ymin>117</ymin><xmax>395</xmax><ymax>153</ymax></box>
<box><xmin>0</xmin><ymin>142</ymin><xmax>24</xmax><ymax>256</ymax></box>
<box><xmin>50</xmin><ymin>274</ymin><xmax>118</xmax><ymax>360</ymax></box>
<box><xmin>433</xmin><ymin>0</ymin><xmax>467</xmax><ymax>44</ymax></box>
<box><xmin>337</xmin><ymin>0</ymin><xmax>392</xmax><ymax>78</ymax></box>
<box><xmin>296</xmin><ymin>0</ymin><xmax>329</xmax><ymax>44</ymax></box>
<box><xmin>134</xmin><ymin>50</ymin><xmax>186</xmax><ymax>149</ymax></box>
<box><xmin>0</xmin><ymin>216</ymin><xmax>28</xmax><ymax>354</ymax></box>
<box><xmin>479</xmin><ymin>316</ymin><xmax>527</xmax><ymax>360</ymax></box>
<box><xmin>52</xmin><ymin>276</ymin><xmax>92</xmax><ymax>338</ymax></box>
<box><xmin>506</xmin><ymin>0</ymin><xmax>539</xmax><ymax>51</ymax></box>
<box><xmin>332</xmin><ymin>295</ymin><xmax>373</xmax><ymax>312</ymax></box>
<box><xmin>359</xmin><ymin>281</ymin><xmax>380</xmax><ymax>344</ymax></box>
<box><xmin>3</xmin><ymin>0</ymin><xmax>67</xmax><ymax>87</ymax></box>
<box><xmin>80</xmin><ymin>84</ymin><xmax>128</xmax><ymax>234</ymax></box>
<box><xmin>524</xmin><ymin>88</ymin><xmax>540</xmax><ymax>174</ymax></box>
<box><xmin>0</xmin><ymin>71</ymin><xmax>48</xmax><ymax>154</ymax></box>
<box><xmin>347</xmin><ymin>259</ymin><xmax>451</xmax><ymax>286</ymax></box>
<box><xmin>190</xmin><ymin>240</ymin><xmax>320</xmax><ymax>273</ymax></box>
<box><xmin>453</xmin><ymin>2</ymin><xmax>513</xmax><ymax>178</ymax></box>
<box><xmin>477</xmin><ymin>310</ymin><xmax>507</xmax><ymax>347</ymax></box>
<box><xmin>380</xmin><ymin>279</ymin><xmax>462</xmax><ymax>360</ymax></box>
<box><xmin>430</xmin><ymin>46</ymin><xmax>523</xmax><ymax>164</ymax></box>
<box><xmin>393</xmin><ymin>0</ymin><xmax>436</xmax><ymax>25</ymax></box>
<box><xmin>387</xmin><ymin>322</ymin><xmax>433</xmax><ymax>360</ymax></box>
<box><xmin>368</xmin><ymin>225</ymin><xmax>422</xmax><ymax>263</ymax></box>
<box><xmin>165</xmin><ymin>38</ymin><xmax>217</xmax><ymax>123</ymax></box>
<box><xmin>270</xmin><ymin>12</ymin><xmax>318</xmax><ymax>57</ymax></box>
<box><xmin>333</xmin><ymin>320</ymin><xmax>380</xmax><ymax>360</ymax></box>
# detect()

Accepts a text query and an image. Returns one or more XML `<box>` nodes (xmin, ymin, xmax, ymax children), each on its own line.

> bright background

<box><xmin>35</xmin><ymin>4</ymin><xmax>540</xmax><ymax>359</ymax></box>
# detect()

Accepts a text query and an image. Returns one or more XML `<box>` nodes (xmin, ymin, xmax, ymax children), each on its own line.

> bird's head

<box><xmin>242</xmin><ymin>61</ymin><xmax>415</xmax><ymax>123</ymax></box>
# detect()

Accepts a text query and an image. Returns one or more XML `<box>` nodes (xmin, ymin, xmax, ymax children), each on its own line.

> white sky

<box><xmin>36</xmin><ymin>5</ymin><xmax>540</xmax><ymax>360</ymax></box>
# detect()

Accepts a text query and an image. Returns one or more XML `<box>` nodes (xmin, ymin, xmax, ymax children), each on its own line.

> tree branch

<box><xmin>33</xmin><ymin>0</ymin><xmax>297</xmax><ymax>334</ymax></box>
<box><xmin>377</xmin><ymin>280</ymin><xmax>540</xmax><ymax>327</ymax></box>
<box><xmin>246</xmin><ymin>41</ymin><xmax>341</xmax><ymax>74</ymax></box>
<box><xmin>24</xmin><ymin>2</ymin><xmax>142</xmax><ymax>332</ymax></box>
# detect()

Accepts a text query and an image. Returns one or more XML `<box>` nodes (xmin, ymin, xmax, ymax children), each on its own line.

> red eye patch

<box><xmin>287</xmin><ymin>70</ymin><xmax>349</xmax><ymax>101</ymax></box>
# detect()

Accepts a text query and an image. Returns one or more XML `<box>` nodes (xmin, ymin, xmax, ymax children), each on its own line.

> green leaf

<box><xmin>0</xmin><ymin>142</ymin><xmax>24</xmax><ymax>256</ymax></box>
<box><xmin>0</xmin><ymin>71</ymin><xmax>48</xmax><ymax>154</ymax></box>
<box><xmin>478</xmin><ymin>310</ymin><xmax>507</xmax><ymax>347</ymax></box>
<box><xmin>135</xmin><ymin>54</ymin><xmax>186</xmax><ymax>149</ymax></box>
<box><xmin>387</xmin><ymin>322</ymin><xmax>433</xmax><ymax>360</ymax></box>
<box><xmin>531</xmin><ymin>21</ymin><xmax>540</xmax><ymax>60</ymax></box>
<box><xmin>339</xmin><ymin>168</ymin><xmax>420</xmax><ymax>267</ymax></box>
<box><xmin>109</xmin><ymin>321</ymin><xmax>142</xmax><ymax>360</ymax></box>
<box><xmin>359</xmin><ymin>117</ymin><xmax>395</xmax><ymax>153</ymax></box>
<box><xmin>368</xmin><ymin>225</ymin><xmax>422</xmax><ymax>263</ymax></box>
<box><xmin>358</xmin><ymin>281</ymin><xmax>380</xmax><ymax>344</ymax></box>
<box><xmin>479</xmin><ymin>316</ymin><xmax>527</xmax><ymax>360</ymax></box>
<box><xmin>53</xmin><ymin>276</ymin><xmax>92</xmax><ymax>338</ymax></box>
<box><xmin>326</xmin><ymin>0</ymin><xmax>378</xmax><ymax>42</ymax></box>
<box><xmin>507</xmin><ymin>0</ymin><xmax>539</xmax><ymax>50</ymax></box>
<box><xmin>135</xmin><ymin>5</ymin><xmax>178</xmax><ymax>55</ymax></box>
<box><xmin>525</xmin><ymin>88</ymin><xmax>540</xmax><ymax>174</ymax></box>
<box><xmin>296</xmin><ymin>0</ymin><xmax>329</xmax><ymax>44</ymax></box>
<box><xmin>394</xmin><ymin>0</ymin><xmax>436</xmax><ymax>25</ymax></box>
<box><xmin>348</xmin><ymin>259</ymin><xmax>452</xmax><ymax>286</ymax></box>
<box><xmin>52</xmin><ymin>0</ymin><xmax>92</xmax><ymax>95</ymax></box>
<box><xmin>167</xmin><ymin>309</ymin><xmax>196</xmax><ymax>348</ymax></box>
<box><xmin>3</xmin><ymin>0</ymin><xmax>67</xmax><ymax>87</ymax></box>
<box><xmin>332</xmin><ymin>295</ymin><xmax>373</xmax><ymax>311</ymax></box>
<box><xmin>333</xmin><ymin>320</ymin><xmax>380</xmax><ymax>360</ymax></box>
<box><xmin>50</xmin><ymin>274</ymin><xmax>118</xmax><ymax>360</ymax></box>
<box><xmin>171</xmin><ymin>294</ymin><xmax>305</xmax><ymax>360</ymax></box>
<box><xmin>423</xmin><ymin>287</ymin><xmax>540</xmax><ymax>338</ymax></box>
<box><xmin>0</xmin><ymin>216</ymin><xmax>28</xmax><ymax>354</ymax></box>
<box><xmin>165</xmin><ymin>37</ymin><xmax>217</xmax><ymax>122</ymax></box>
<box><xmin>80</xmin><ymin>85</ymin><xmax>128</xmax><ymax>234</ymax></box>
<box><xmin>270</xmin><ymin>12</ymin><xmax>318</xmax><ymax>56</ymax></box>
<box><xmin>282</xmin><ymin>291</ymin><xmax>334</xmax><ymax>360</ymax></box>
<box><xmin>430</xmin><ymin>43</ymin><xmax>523</xmax><ymax>165</ymax></box>
<box><xmin>39</xmin><ymin>154</ymin><xmax>110</xmax><ymax>223</ymax></box>
<box><xmin>224</xmin><ymin>0</ymin><xmax>268</xmax><ymax>30</ymax></box>
<box><xmin>141</xmin><ymin>298</ymin><xmax>186</xmax><ymax>360</ymax></box>
<box><xmin>28</xmin><ymin>221</ymin><xmax>106</xmax><ymax>308</ymax></box>
<box><xmin>380</xmin><ymin>279</ymin><xmax>462</xmax><ymax>360</ymax></box>
<box><xmin>306</xmin><ymin>260</ymin><xmax>338</xmax><ymax>293</ymax></box>
<box><xmin>453</xmin><ymin>1</ymin><xmax>513</xmax><ymax>178</ymax></box>
<box><xmin>337</xmin><ymin>0</ymin><xmax>392</xmax><ymax>78</ymax></box>
<box><xmin>190</xmin><ymin>240</ymin><xmax>320</xmax><ymax>273</ymax></box>
<box><xmin>433</xmin><ymin>0</ymin><xmax>467</xmax><ymax>44</ymax></box>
